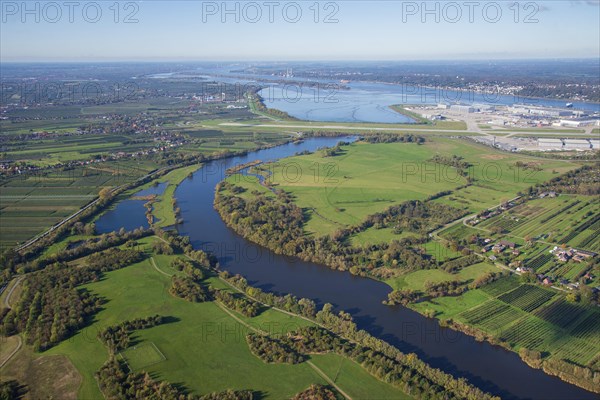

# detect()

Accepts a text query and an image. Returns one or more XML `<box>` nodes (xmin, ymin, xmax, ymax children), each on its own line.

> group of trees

<box><xmin>215</xmin><ymin>187</ymin><xmax>450</xmax><ymax>280</ymax></box>
<box><xmin>430</xmin><ymin>155</ymin><xmax>472</xmax><ymax>177</ymax></box>
<box><xmin>526</xmin><ymin>163</ymin><xmax>600</xmax><ymax>196</ymax></box>
<box><xmin>86</xmin><ymin>248</ymin><xmax>145</xmax><ymax>271</ymax></box>
<box><xmin>519</xmin><ymin>348</ymin><xmax>600</xmax><ymax>393</ymax></box>
<box><xmin>168</xmin><ymin>256</ymin><xmax>211</xmax><ymax>303</ymax></box>
<box><xmin>441</xmin><ymin>254</ymin><xmax>480</xmax><ymax>273</ymax></box>
<box><xmin>424</xmin><ymin>280</ymin><xmax>468</xmax><ymax>298</ymax></box>
<box><xmin>98</xmin><ymin>315</ymin><xmax>165</xmax><ymax>354</ymax></box>
<box><xmin>213</xmin><ymin>289</ymin><xmax>260</xmax><ymax>318</ymax></box>
<box><xmin>19</xmin><ymin>228</ymin><xmax>151</xmax><ymax>274</ymax></box>
<box><xmin>363</xmin><ymin>200</ymin><xmax>467</xmax><ymax>235</ymax></box>
<box><xmin>219</xmin><ymin>272</ymin><xmax>318</xmax><ymax>319</ymax></box>
<box><xmin>0</xmin><ymin>248</ymin><xmax>144</xmax><ymax>350</ymax></box>
<box><xmin>361</xmin><ymin>133</ymin><xmax>425</xmax><ymax>144</ymax></box>
<box><xmin>291</xmin><ymin>384</ymin><xmax>337</xmax><ymax>400</ymax></box>
<box><xmin>170</xmin><ymin>276</ymin><xmax>210</xmax><ymax>303</ymax></box>
<box><xmin>246</xmin><ymin>333</ymin><xmax>306</xmax><ymax>364</ymax></box>
<box><xmin>0</xmin><ymin>380</ymin><xmax>26</xmax><ymax>400</ymax></box>
<box><xmin>385</xmin><ymin>289</ymin><xmax>421</xmax><ymax>306</ymax></box>
<box><xmin>277</xmin><ymin>326</ymin><xmax>499</xmax><ymax>400</ymax></box>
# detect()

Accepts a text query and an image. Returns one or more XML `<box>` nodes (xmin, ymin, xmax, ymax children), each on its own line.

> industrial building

<box><xmin>558</xmin><ymin>118</ymin><xmax>600</xmax><ymax>128</ymax></box>
<box><xmin>537</xmin><ymin>138</ymin><xmax>564</xmax><ymax>150</ymax></box>
<box><xmin>450</xmin><ymin>105</ymin><xmax>476</xmax><ymax>113</ymax></box>
<box><xmin>510</xmin><ymin>106</ymin><xmax>573</xmax><ymax>118</ymax></box>
<box><xmin>563</xmin><ymin>139</ymin><xmax>592</xmax><ymax>150</ymax></box>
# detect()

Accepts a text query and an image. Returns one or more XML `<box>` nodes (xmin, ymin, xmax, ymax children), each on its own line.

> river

<box><xmin>97</xmin><ymin>137</ymin><xmax>596</xmax><ymax>400</ymax></box>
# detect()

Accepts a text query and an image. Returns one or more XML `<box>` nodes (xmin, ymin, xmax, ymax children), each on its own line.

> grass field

<box><xmin>309</xmin><ymin>353</ymin><xmax>412</xmax><ymax>399</ymax></box>
<box><xmin>267</xmin><ymin>141</ymin><xmax>466</xmax><ymax>236</ymax></box>
<box><xmin>120</xmin><ymin>342</ymin><xmax>166</xmax><ymax>370</ymax></box>
<box><xmin>146</xmin><ymin>165</ymin><xmax>201</xmax><ymax>227</ymax></box>
<box><xmin>385</xmin><ymin>262</ymin><xmax>498</xmax><ymax>291</ymax></box>
<box><xmin>259</xmin><ymin>138</ymin><xmax>579</xmax><ymax>238</ymax></box>
<box><xmin>0</xmin><ymin>345</ymin><xmax>81</xmax><ymax>400</ymax></box>
<box><xmin>42</xmin><ymin>236</ymin><xmax>409</xmax><ymax>399</ymax></box>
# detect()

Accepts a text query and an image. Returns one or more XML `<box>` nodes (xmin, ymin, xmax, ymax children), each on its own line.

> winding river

<box><xmin>97</xmin><ymin>137</ymin><xmax>596</xmax><ymax>400</ymax></box>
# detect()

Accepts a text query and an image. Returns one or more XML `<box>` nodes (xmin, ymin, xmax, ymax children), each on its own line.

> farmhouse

<box><xmin>498</xmin><ymin>240</ymin><xmax>516</xmax><ymax>249</ymax></box>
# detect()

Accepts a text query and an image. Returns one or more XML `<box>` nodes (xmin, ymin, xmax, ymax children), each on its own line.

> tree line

<box><xmin>246</xmin><ymin>332</ymin><xmax>306</xmax><ymax>364</ymax></box>
<box><xmin>215</xmin><ymin>184</ymin><xmax>465</xmax><ymax>280</ymax></box>
<box><xmin>98</xmin><ymin>315</ymin><xmax>165</xmax><ymax>354</ymax></box>
<box><xmin>0</xmin><ymin>248</ymin><xmax>144</xmax><ymax>351</ymax></box>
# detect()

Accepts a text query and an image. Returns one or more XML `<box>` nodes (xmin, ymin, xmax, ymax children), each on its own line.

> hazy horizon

<box><xmin>2</xmin><ymin>1</ymin><xmax>599</xmax><ymax>62</ymax></box>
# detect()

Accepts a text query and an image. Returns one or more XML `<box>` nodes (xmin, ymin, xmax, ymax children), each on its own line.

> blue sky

<box><xmin>1</xmin><ymin>1</ymin><xmax>599</xmax><ymax>61</ymax></box>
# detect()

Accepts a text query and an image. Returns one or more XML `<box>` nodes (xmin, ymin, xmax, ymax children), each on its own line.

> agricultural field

<box><xmin>413</xmin><ymin>278</ymin><xmax>600</xmax><ymax>367</ymax></box>
<box><xmin>2</xmin><ymin>133</ymin><xmax>159</xmax><ymax>166</ymax></box>
<box><xmin>0</xmin><ymin>161</ymin><xmax>156</xmax><ymax>251</ymax></box>
<box><xmin>19</xmin><ymin>236</ymin><xmax>410</xmax><ymax>400</ymax></box>
<box><xmin>478</xmin><ymin>196</ymin><xmax>600</xmax><ymax>252</ymax></box>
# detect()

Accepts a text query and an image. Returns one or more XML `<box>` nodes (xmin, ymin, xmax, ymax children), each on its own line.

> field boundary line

<box><xmin>148</xmin><ymin>341</ymin><xmax>167</xmax><ymax>362</ymax></box>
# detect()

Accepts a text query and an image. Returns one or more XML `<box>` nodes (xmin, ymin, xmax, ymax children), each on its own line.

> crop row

<box><xmin>499</xmin><ymin>285</ymin><xmax>555</xmax><ymax>312</ymax></box>
<box><xmin>534</xmin><ymin>299</ymin><xmax>587</xmax><ymax>329</ymax></box>
<box><xmin>500</xmin><ymin>317</ymin><xmax>554</xmax><ymax>350</ymax></box>
<box><xmin>559</xmin><ymin>214</ymin><xmax>600</xmax><ymax>244</ymax></box>
<box><xmin>570</xmin><ymin>312</ymin><xmax>600</xmax><ymax>341</ymax></box>
<box><xmin>539</xmin><ymin>200</ymin><xmax>580</xmax><ymax>224</ymax></box>
<box><xmin>460</xmin><ymin>300</ymin><xmax>524</xmax><ymax>332</ymax></box>
<box><xmin>480</xmin><ymin>275</ymin><xmax>520</xmax><ymax>297</ymax></box>
<box><xmin>524</xmin><ymin>253</ymin><xmax>553</xmax><ymax>272</ymax></box>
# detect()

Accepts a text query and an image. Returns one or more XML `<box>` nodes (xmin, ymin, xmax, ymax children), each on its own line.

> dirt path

<box><xmin>214</xmin><ymin>302</ymin><xmax>352</xmax><ymax>400</ymax></box>
<box><xmin>0</xmin><ymin>336</ymin><xmax>22</xmax><ymax>369</ymax></box>
<box><xmin>4</xmin><ymin>276</ymin><xmax>24</xmax><ymax>309</ymax></box>
<box><xmin>306</xmin><ymin>360</ymin><xmax>353</xmax><ymax>400</ymax></box>
<box><xmin>150</xmin><ymin>257</ymin><xmax>173</xmax><ymax>277</ymax></box>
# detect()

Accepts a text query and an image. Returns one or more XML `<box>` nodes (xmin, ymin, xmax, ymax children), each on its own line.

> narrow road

<box><xmin>214</xmin><ymin>301</ymin><xmax>351</xmax><ymax>399</ymax></box>
<box><xmin>150</xmin><ymin>257</ymin><xmax>173</xmax><ymax>277</ymax></box>
<box><xmin>306</xmin><ymin>360</ymin><xmax>353</xmax><ymax>400</ymax></box>
<box><xmin>0</xmin><ymin>336</ymin><xmax>22</xmax><ymax>369</ymax></box>
<box><xmin>3</xmin><ymin>276</ymin><xmax>24</xmax><ymax>309</ymax></box>
<box><xmin>153</xmin><ymin>236</ymin><xmax>352</xmax><ymax>399</ymax></box>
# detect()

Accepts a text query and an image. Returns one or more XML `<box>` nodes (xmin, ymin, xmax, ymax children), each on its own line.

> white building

<box><xmin>450</xmin><ymin>105</ymin><xmax>476</xmax><ymax>113</ymax></box>
<box><xmin>559</xmin><ymin>119</ymin><xmax>600</xmax><ymax>128</ymax></box>
<box><xmin>538</xmin><ymin>138</ymin><xmax>564</xmax><ymax>150</ymax></box>
<box><xmin>564</xmin><ymin>139</ymin><xmax>592</xmax><ymax>150</ymax></box>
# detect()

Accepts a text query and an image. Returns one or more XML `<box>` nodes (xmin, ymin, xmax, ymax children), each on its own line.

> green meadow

<box><xmin>267</xmin><ymin>141</ymin><xmax>466</xmax><ymax>236</ymax></box>
<box><xmin>43</xmin><ymin>236</ymin><xmax>409</xmax><ymax>399</ymax></box>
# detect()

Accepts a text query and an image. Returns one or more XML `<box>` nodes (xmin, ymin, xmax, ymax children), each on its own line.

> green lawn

<box><xmin>149</xmin><ymin>165</ymin><xmax>202</xmax><ymax>227</ymax></box>
<box><xmin>268</xmin><ymin>141</ymin><xmax>466</xmax><ymax>236</ymax></box>
<box><xmin>385</xmin><ymin>262</ymin><xmax>498</xmax><ymax>291</ymax></box>
<box><xmin>44</xmin><ymin>236</ymin><xmax>411</xmax><ymax>399</ymax></box>
<box><xmin>310</xmin><ymin>353</ymin><xmax>412</xmax><ymax>399</ymax></box>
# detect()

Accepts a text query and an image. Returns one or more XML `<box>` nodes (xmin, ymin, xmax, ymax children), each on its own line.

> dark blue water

<box><xmin>95</xmin><ymin>183</ymin><xmax>167</xmax><ymax>233</ymax></box>
<box><xmin>96</xmin><ymin>137</ymin><xmax>596</xmax><ymax>400</ymax></box>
